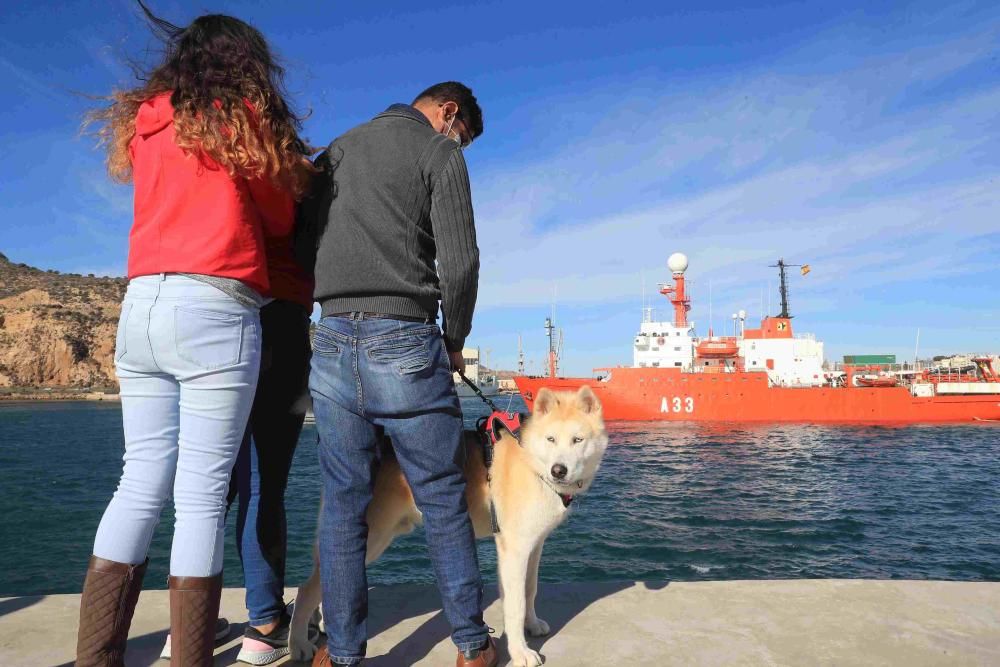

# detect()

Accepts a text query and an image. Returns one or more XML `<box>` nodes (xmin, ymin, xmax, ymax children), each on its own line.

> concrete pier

<box><xmin>1</xmin><ymin>580</ymin><xmax>998</xmax><ymax>666</ymax></box>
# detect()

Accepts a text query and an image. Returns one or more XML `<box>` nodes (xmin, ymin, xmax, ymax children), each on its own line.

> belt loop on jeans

<box><xmin>330</xmin><ymin>311</ymin><xmax>433</xmax><ymax>324</ymax></box>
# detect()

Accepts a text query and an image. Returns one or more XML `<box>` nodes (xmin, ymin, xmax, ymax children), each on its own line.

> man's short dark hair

<box><xmin>413</xmin><ymin>82</ymin><xmax>484</xmax><ymax>140</ymax></box>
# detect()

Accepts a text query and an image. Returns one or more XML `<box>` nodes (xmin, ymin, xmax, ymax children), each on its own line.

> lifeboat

<box><xmin>854</xmin><ymin>376</ymin><xmax>898</xmax><ymax>388</ymax></box>
<box><xmin>695</xmin><ymin>338</ymin><xmax>739</xmax><ymax>358</ymax></box>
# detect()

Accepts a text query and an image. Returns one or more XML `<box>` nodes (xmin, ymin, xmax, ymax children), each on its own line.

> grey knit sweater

<box><xmin>310</xmin><ymin>104</ymin><xmax>480</xmax><ymax>352</ymax></box>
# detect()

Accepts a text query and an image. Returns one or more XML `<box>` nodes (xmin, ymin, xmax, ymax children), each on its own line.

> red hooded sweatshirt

<box><xmin>127</xmin><ymin>92</ymin><xmax>313</xmax><ymax>307</ymax></box>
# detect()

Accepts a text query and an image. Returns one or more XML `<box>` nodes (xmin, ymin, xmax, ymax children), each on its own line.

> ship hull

<box><xmin>514</xmin><ymin>368</ymin><xmax>1000</xmax><ymax>423</ymax></box>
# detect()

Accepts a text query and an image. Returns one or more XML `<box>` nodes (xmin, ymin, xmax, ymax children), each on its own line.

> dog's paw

<box><xmin>510</xmin><ymin>646</ymin><xmax>543</xmax><ymax>666</ymax></box>
<box><xmin>525</xmin><ymin>616</ymin><xmax>550</xmax><ymax>637</ymax></box>
<box><xmin>288</xmin><ymin>635</ymin><xmax>317</xmax><ymax>662</ymax></box>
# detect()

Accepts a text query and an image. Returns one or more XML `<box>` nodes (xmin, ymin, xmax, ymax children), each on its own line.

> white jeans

<box><xmin>93</xmin><ymin>274</ymin><xmax>261</xmax><ymax>577</ymax></box>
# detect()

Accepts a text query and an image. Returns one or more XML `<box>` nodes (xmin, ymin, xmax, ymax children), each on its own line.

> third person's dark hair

<box><xmin>413</xmin><ymin>82</ymin><xmax>484</xmax><ymax>140</ymax></box>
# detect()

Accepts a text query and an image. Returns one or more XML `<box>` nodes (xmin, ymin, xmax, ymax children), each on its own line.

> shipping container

<box><xmin>843</xmin><ymin>354</ymin><xmax>896</xmax><ymax>365</ymax></box>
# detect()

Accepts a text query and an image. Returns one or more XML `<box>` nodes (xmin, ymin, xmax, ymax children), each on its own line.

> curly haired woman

<box><xmin>75</xmin><ymin>6</ymin><xmax>312</xmax><ymax>666</ymax></box>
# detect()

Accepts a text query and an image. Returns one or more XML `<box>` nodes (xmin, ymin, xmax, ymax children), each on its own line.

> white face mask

<box><xmin>443</xmin><ymin>116</ymin><xmax>463</xmax><ymax>147</ymax></box>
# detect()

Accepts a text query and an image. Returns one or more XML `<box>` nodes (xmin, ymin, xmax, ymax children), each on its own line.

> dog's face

<box><xmin>521</xmin><ymin>386</ymin><xmax>609</xmax><ymax>494</ymax></box>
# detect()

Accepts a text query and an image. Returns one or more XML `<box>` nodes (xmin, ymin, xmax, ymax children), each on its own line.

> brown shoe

<box><xmin>312</xmin><ymin>644</ymin><xmax>364</xmax><ymax>666</ymax></box>
<box><xmin>168</xmin><ymin>572</ymin><xmax>223</xmax><ymax>667</ymax></box>
<box><xmin>456</xmin><ymin>637</ymin><xmax>498</xmax><ymax>667</ymax></box>
<box><xmin>75</xmin><ymin>555</ymin><xmax>148</xmax><ymax>667</ymax></box>
<box><xmin>312</xmin><ymin>644</ymin><xmax>331</xmax><ymax>666</ymax></box>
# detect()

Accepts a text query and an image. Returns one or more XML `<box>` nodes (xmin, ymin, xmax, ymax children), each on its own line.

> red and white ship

<box><xmin>514</xmin><ymin>253</ymin><xmax>1000</xmax><ymax>423</ymax></box>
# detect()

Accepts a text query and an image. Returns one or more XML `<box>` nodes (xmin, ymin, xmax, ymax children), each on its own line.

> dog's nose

<box><xmin>551</xmin><ymin>463</ymin><xmax>568</xmax><ymax>479</ymax></box>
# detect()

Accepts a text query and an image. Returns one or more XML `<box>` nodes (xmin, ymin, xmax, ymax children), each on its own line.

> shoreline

<box><xmin>0</xmin><ymin>390</ymin><xmax>120</xmax><ymax>402</ymax></box>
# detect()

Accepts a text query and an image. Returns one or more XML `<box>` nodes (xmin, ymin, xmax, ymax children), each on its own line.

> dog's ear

<box><xmin>534</xmin><ymin>388</ymin><xmax>557</xmax><ymax>415</ymax></box>
<box><xmin>576</xmin><ymin>385</ymin><xmax>602</xmax><ymax>414</ymax></box>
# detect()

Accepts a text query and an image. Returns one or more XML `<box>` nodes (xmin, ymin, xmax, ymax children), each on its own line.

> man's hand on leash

<box><xmin>450</xmin><ymin>351</ymin><xmax>465</xmax><ymax>375</ymax></box>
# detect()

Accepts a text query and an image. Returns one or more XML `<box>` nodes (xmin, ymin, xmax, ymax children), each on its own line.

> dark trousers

<box><xmin>227</xmin><ymin>300</ymin><xmax>312</xmax><ymax>625</ymax></box>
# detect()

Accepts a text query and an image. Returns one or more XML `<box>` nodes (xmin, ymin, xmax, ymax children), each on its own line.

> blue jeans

<box><xmin>309</xmin><ymin>313</ymin><xmax>488</xmax><ymax>665</ymax></box>
<box><xmin>93</xmin><ymin>274</ymin><xmax>261</xmax><ymax>577</ymax></box>
<box><xmin>227</xmin><ymin>300</ymin><xmax>311</xmax><ymax>626</ymax></box>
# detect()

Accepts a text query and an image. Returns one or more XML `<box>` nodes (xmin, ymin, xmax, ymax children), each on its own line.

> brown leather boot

<box><xmin>168</xmin><ymin>572</ymin><xmax>223</xmax><ymax>667</ymax></box>
<box><xmin>456</xmin><ymin>637</ymin><xmax>498</xmax><ymax>667</ymax></box>
<box><xmin>75</xmin><ymin>555</ymin><xmax>148</xmax><ymax>667</ymax></box>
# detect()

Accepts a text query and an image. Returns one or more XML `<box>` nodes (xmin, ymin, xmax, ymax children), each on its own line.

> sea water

<box><xmin>0</xmin><ymin>398</ymin><xmax>997</xmax><ymax>596</ymax></box>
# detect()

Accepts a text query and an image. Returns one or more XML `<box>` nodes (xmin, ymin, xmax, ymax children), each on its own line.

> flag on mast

<box><xmin>801</xmin><ymin>264</ymin><xmax>811</xmax><ymax>276</ymax></box>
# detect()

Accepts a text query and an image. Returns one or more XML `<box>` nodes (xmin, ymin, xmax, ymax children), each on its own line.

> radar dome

<box><xmin>667</xmin><ymin>252</ymin><xmax>689</xmax><ymax>274</ymax></box>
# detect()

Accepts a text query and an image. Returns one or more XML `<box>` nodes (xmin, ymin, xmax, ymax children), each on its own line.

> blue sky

<box><xmin>1</xmin><ymin>0</ymin><xmax>998</xmax><ymax>374</ymax></box>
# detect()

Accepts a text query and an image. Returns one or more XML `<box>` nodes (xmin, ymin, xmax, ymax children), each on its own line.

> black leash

<box><xmin>461</xmin><ymin>371</ymin><xmax>514</xmax><ymax>533</ymax></box>
<box><xmin>458</xmin><ymin>372</ymin><xmax>500</xmax><ymax>412</ymax></box>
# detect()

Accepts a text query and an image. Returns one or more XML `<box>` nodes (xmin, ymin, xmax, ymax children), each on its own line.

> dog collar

<box><xmin>539</xmin><ymin>475</ymin><xmax>579</xmax><ymax>509</ymax></box>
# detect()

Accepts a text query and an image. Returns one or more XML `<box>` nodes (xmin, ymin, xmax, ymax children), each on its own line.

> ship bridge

<box><xmin>632</xmin><ymin>253</ymin><xmax>825</xmax><ymax>387</ymax></box>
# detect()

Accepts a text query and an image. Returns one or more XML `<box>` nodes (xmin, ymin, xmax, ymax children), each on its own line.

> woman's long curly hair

<box><xmin>88</xmin><ymin>3</ymin><xmax>313</xmax><ymax>197</ymax></box>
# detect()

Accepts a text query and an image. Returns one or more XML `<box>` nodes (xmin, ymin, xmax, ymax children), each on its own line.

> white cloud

<box><xmin>470</xmin><ymin>37</ymin><xmax>1000</xmax><ymax>314</ymax></box>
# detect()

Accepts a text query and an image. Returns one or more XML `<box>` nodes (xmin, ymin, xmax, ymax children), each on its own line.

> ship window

<box><xmin>652</xmin><ymin>362</ymin><xmax>660</xmax><ymax>367</ymax></box>
<box><xmin>674</xmin><ymin>346</ymin><xmax>681</xmax><ymax>351</ymax></box>
<box><xmin>639</xmin><ymin>362</ymin><xmax>647</xmax><ymax>367</ymax></box>
<box><xmin>674</xmin><ymin>362</ymin><xmax>682</xmax><ymax>367</ymax></box>
<box><xmin>676</xmin><ymin>332</ymin><xmax>681</xmax><ymax>336</ymax></box>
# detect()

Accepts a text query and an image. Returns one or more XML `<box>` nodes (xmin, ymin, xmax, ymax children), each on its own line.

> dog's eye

<box><xmin>546</xmin><ymin>436</ymin><xmax>555</xmax><ymax>443</ymax></box>
<box><xmin>572</xmin><ymin>436</ymin><xmax>584</xmax><ymax>444</ymax></box>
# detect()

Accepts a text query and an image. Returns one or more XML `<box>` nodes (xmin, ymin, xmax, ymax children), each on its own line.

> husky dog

<box><xmin>290</xmin><ymin>386</ymin><xmax>609</xmax><ymax>667</ymax></box>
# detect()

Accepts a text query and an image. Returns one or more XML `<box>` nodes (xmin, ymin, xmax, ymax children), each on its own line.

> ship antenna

<box><xmin>641</xmin><ymin>270</ymin><xmax>647</xmax><ymax>322</ymax></box>
<box><xmin>709</xmin><ymin>279</ymin><xmax>713</xmax><ymax>337</ymax></box>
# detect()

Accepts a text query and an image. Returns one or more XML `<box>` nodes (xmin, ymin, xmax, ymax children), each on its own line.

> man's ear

<box><xmin>534</xmin><ymin>388</ymin><xmax>557</xmax><ymax>415</ymax></box>
<box><xmin>576</xmin><ymin>385</ymin><xmax>602</xmax><ymax>414</ymax></box>
<box><xmin>441</xmin><ymin>100</ymin><xmax>459</xmax><ymax>120</ymax></box>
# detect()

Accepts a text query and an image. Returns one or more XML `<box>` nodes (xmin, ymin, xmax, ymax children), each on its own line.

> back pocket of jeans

<box><xmin>368</xmin><ymin>337</ymin><xmax>432</xmax><ymax>375</ymax></box>
<box><xmin>313</xmin><ymin>324</ymin><xmax>344</xmax><ymax>356</ymax></box>
<box><xmin>174</xmin><ymin>306</ymin><xmax>243</xmax><ymax>370</ymax></box>
<box><xmin>114</xmin><ymin>302</ymin><xmax>133</xmax><ymax>362</ymax></box>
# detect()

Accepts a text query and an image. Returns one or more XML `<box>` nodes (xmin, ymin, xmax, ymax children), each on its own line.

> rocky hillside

<box><xmin>0</xmin><ymin>253</ymin><xmax>126</xmax><ymax>389</ymax></box>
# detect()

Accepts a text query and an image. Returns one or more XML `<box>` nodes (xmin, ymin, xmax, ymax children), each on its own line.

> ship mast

<box><xmin>659</xmin><ymin>252</ymin><xmax>691</xmax><ymax>327</ymax></box>
<box><xmin>517</xmin><ymin>334</ymin><xmax>525</xmax><ymax>375</ymax></box>
<box><xmin>770</xmin><ymin>258</ymin><xmax>801</xmax><ymax>318</ymax></box>
<box><xmin>545</xmin><ymin>317</ymin><xmax>559</xmax><ymax>378</ymax></box>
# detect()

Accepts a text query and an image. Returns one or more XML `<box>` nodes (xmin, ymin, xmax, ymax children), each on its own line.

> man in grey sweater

<box><xmin>307</xmin><ymin>83</ymin><xmax>497</xmax><ymax>667</ymax></box>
